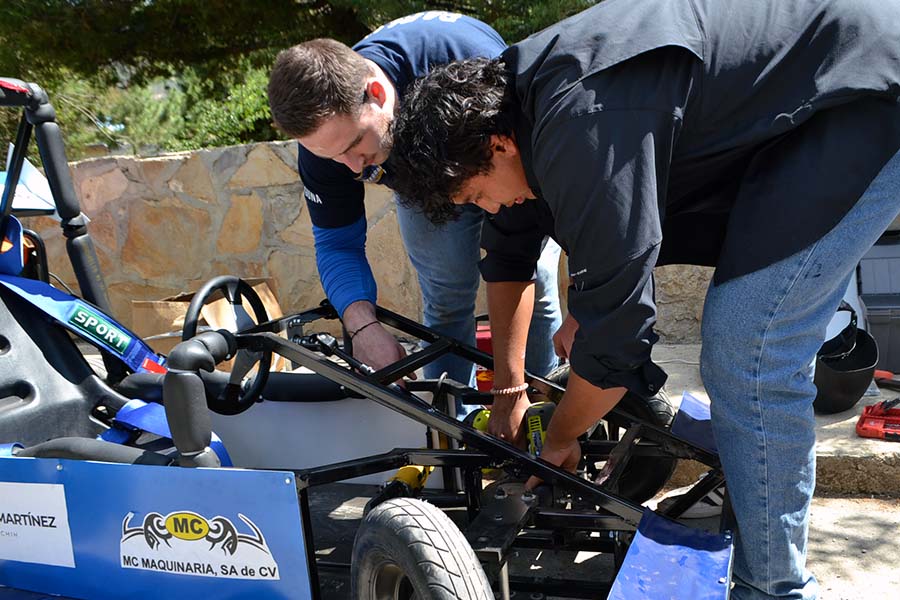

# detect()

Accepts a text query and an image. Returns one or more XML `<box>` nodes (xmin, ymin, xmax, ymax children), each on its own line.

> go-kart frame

<box><xmin>226</xmin><ymin>300</ymin><xmax>730</xmax><ymax>597</ymax></box>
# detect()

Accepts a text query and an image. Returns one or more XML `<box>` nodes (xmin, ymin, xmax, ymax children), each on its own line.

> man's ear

<box><xmin>368</xmin><ymin>80</ymin><xmax>387</xmax><ymax>107</ymax></box>
<box><xmin>491</xmin><ymin>134</ymin><xmax>519</xmax><ymax>156</ymax></box>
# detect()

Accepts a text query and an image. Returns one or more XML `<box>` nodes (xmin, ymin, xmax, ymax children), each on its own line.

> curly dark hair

<box><xmin>390</xmin><ymin>57</ymin><xmax>515</xmax><ymax>224</ymax></box>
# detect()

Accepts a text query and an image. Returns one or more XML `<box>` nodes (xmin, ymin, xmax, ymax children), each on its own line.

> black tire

<box><xmin>545</xmin><ymin>364</ymin><xmax>677</xmax><ymax>503</ymax></box>
<box><xmin>351</xmin><ymin>498</ymin><xmax>493</xmax><ymax>600</ymax></box>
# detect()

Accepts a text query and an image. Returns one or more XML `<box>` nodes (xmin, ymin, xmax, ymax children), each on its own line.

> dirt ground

<box><xmin>308</xmin><ymin>484</ymin><xmax>899</xmax><ymax>599</ymax></box>
<box><xmin>806</xmin><ymin>495</ymin><xmax>900</xmax><ymax>600</ymax></box>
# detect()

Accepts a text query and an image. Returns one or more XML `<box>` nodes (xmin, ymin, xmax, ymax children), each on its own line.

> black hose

<box><xmin>16</xmin><ymin>438</ymin><xmax>171</xmax><ymax>465</ymax></box>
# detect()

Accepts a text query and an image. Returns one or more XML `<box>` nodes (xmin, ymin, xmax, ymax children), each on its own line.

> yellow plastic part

<box><xmin>391</xmin><ymin>464</ymin><xmax>434</xmax><ymax>491</ymax></box>
<box><xmin>471</xmin><ymin>408</ymin><xmax>491</xmax><ymax>432</ymax></box>
<box><xmin>525</xmin><ymin>401</ymin><xmax>556</xmax><ymax>456</ymax></box>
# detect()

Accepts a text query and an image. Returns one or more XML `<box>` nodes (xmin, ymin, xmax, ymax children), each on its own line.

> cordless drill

<box><xmin>465</xmin><ymin>401</ymin><xmax>556</xmax><ymax>456</ymax></box>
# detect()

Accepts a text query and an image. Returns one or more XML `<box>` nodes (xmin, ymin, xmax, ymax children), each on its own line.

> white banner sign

<box><xmin>0</xmin><ymin>482</ymin><xmax>75</xmax><ymax>568</ymax></box>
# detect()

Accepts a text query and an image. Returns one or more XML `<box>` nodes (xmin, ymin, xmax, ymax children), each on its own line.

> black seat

<box><xmin>0</xmin><ymin>288</ymin><xmax>172</xmax><ymax>464</ymax></box>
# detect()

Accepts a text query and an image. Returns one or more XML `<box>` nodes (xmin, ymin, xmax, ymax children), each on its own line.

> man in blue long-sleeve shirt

<box><xmin>267</xmin><ymin>12</ymin><xmax>563</xmax><ymax>404</ymax></box>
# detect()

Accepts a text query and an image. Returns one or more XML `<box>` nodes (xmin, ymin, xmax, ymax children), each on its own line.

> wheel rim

<box><xmin>371</xmin><ymin>561</ymin><xmax>417</xmax><ymax>600</ymax></box>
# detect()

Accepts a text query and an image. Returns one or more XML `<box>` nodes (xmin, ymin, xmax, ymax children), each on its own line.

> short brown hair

<box><xmin>267</xmin><ymin>39</ymin><xmax>370</xmax><ymax>138</ymax></box>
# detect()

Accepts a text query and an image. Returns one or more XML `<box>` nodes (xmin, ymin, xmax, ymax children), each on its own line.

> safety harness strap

<box><xmin>0</xmin><ymin>443</ymin><xmax>24</xmax><ymax>457</ymax></box>
<box><xmin>100</xmin><ymin>399</ymin><xmax>232</xmax><ymax>467</ymax></box>
<box><xmin>0</xmin><ymin>273</ymin><xmax>166</xmax><ymax>374</ymax></box>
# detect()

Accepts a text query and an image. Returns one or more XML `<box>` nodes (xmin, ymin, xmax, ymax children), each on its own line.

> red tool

<box><xmin>856</xmin><ymin>397</ymin><xmax>900</xmax><ymax>441</ymax></box>
<box><xmin>874</xmin><ymin>370</ymin><xmax>900</xmax><ymax>391</ymax></box>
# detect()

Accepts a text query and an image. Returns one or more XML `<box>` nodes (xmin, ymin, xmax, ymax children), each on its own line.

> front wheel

<box><xmin>351</xmin><ymin>498</ymin><xmax>493</xmax><ymax>600</ymax></box>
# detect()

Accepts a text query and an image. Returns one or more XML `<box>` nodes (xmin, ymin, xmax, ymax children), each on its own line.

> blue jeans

<box><xmin>396</xmin><ymin>200</ymin><xmax>562</xmax><ymax>397</ymax></box>
<box><xmin>700</xmin><ymin>148</ymin><xmax>900</xmax><ymax>599</ymax></box>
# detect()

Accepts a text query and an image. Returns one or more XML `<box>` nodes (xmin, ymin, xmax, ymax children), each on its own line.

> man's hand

<box><xmin>523</xmin><ymin>369</ymin><xmax>625</xmax><ymax>490</ymax></box>
<box><xmin>552</xmin><ymin>313</ymin><xmax>579</xmax><ymax>360</ymax></box>
<box><xmin>487</xmin><ymin>390</ymin><xmax>531</xmax><ymax>445</ymax></box>
<box><xmin>525</xmin><ymin>437</ymin><xmax>582</xmax><ymax>490</ymax></box>
<box><xmin>350</xmin><ymin>322</ymin><xmax>412</xmax><ymax>375</ymax></box>
<box><xmin>343</xmin><ymin>300</ymin><xmax>416</xmax><ymax>383</ymax></box>
<box><xmin>484</xmin><ymin>280</ymin><xmax>534</xmax><ymax>444</ymax></box>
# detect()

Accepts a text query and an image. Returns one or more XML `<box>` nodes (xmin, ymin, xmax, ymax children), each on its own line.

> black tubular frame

<box><xmin>232</xmin><ymin>302</ymin><xmax>727</xmax><ymax>599</ymax></box>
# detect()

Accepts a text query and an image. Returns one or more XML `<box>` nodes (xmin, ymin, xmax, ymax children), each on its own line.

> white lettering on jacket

<box><xmin>303</xmin><ymin>188</ymin><xmax>322</xmax><ymax>204</ymax></box>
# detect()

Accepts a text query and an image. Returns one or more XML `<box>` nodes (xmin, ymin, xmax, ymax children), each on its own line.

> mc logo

<box><xmin>164</xmin><ymin>512</ymin><xmax>209</xmax><ymax>541</ymax></box>
<box><xmin>121</xmin><ymin>510</ymin><xmax>280</xmax><ymax>580</ymax></box>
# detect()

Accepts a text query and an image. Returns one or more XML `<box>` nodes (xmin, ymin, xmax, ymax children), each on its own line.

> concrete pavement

<box><xmin>654</xmin><ymin>344</ymin><xmax>900</xmax><ymax>494</ymax></box>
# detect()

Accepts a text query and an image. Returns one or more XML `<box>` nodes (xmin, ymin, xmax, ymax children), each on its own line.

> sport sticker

<box><xmin>67</xmin><ymin>304</ymin><xmax>131</xmax><ymax>355</ymax></box>
<box><xmin>120</xmin><ymin>511</ymin><xmax>279</xmax><ymax>580</ymax></box>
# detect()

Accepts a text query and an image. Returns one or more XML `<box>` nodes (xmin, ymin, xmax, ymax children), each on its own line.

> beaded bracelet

<box><xmin>489</xmin><ymin>382</ymin><xmax>529</xmax><ymax>395</ymax></box>
<box><xmin>348</xmin><ymin>320</ymin><xmax>379</xmax><ymax>340</ymax></box>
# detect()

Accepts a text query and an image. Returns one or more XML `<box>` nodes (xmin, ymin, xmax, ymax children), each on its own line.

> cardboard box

<box><xmin>131</xmin><ymin>278</ymin><xmax>288</xmax><ymax>372</ymax></box>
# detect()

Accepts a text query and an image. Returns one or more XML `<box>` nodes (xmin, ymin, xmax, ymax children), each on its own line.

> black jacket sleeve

<box><xmin>532</xmin><ymin>109</ymin><xmax>680</xmax><ymax>396</ymax></box>
<box><xmin>479</xmin><ymin>200</ymin><xmax>553</xmax><ymax>282</ymax></box>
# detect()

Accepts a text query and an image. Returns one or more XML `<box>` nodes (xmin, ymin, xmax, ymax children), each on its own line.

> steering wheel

<box><xmin>182</xmin><ymin>276</ymin><xmax>271</xmax><ymax>415</ymax></box>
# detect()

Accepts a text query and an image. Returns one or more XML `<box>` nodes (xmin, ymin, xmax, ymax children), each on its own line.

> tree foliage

<box><xmin>0</xmin><ymin>1</ymin><xmax>594</xmax><ymax>159</ymax></box>
<box><xmin>1</xmin><ymin>1</ymin><xmax>370</xmax><ymax>82</ymax></box>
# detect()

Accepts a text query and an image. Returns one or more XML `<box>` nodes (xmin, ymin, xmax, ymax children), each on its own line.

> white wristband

<box><xmin>489</xmin><ymin>382</ymin><xmax>529</xmax><ymax>395</ymax></box>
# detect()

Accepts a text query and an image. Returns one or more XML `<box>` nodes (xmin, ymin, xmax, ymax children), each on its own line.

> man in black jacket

<box><xmin>388</xmin><ymin>0</ymin><xmax>900</xmax><ymax>597</ymax></box>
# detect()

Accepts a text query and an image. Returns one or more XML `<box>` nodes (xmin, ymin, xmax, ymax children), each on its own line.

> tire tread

<box><xmin>352</xmin><ymin>498</ymin><xmax>492</xmax><ymax>599</ymax></box>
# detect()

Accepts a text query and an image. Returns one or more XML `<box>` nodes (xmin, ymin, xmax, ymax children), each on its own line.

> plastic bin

<box><xmin>858</xmin><ymin>235</ymin><xmax>900</xmax><ymax>371</ymax></box>
<box><xmin>861</xmin><ymin>294</ymin><xmax>900</xmax><ymax>373</ymax></box>
<box><xmin>859</xmin><ymin>234</ymin><xmax>900</xmax><ymax>295</ymax></box>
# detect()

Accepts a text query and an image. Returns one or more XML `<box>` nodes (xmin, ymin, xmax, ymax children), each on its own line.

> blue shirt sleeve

<box><xmin>297</xmin><ymin>143</ymin><xmax>374</xmax><ymax>317</ymax></box>
<box><xmin>313</xmin><ymin>216</ymin><xmax>378</xmax><ymax>316</ymax></box>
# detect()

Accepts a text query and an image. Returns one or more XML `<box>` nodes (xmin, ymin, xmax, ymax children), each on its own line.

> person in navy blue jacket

<box><xmin>267</xmin><ymin>12</ymin><xmax>563</xmax><ymax>409</ymax></box>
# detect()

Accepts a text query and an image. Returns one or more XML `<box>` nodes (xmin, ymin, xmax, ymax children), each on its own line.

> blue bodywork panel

<box><xmin>671</xmin><ymin>391</ymin><xmax>718</xmax><ymax>454</ymax></box>
<box><xmin>609</xmin><ymin>508</ymin><xmax>733</xmax><ymax>599</ymax></box>
<box><xmin>0</xmin><ymin>456</ymin><xmax>312</xmax><ymax>600</ymax></box>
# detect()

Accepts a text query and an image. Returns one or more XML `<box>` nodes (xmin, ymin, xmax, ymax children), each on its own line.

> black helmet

<box><xmin>813</xmin><ymin>301</ymin><xmax>878</xmax><ymax>414</ymax></box>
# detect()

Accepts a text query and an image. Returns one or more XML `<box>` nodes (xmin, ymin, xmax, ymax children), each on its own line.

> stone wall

<box><xmin>21</xmin><ymin>141</ymin><xmax>711</xmax><ymax>342</ymax></box>
<box><xmin>655</xmin><ymin>264</ymin><xmax>714</xmax><ymax>342</ymax></box>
